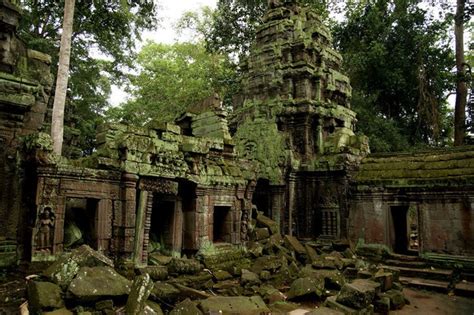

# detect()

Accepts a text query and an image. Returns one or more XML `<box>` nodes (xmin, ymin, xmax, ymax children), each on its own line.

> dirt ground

<box><xmin>393</xmin><ymin>288</ymin><xmax>474</xmax><ymax>315</ymax></box>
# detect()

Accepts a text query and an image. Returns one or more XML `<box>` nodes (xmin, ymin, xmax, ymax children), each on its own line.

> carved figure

<box><xmin>36</xmin><ymin>207</ymin><xmax>55</xmax><ymax>251</ymax></box>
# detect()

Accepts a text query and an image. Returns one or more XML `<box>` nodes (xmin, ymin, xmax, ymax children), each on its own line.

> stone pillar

<box><xmin>133</xmin><ymin>190</ymin><xmax>148</xmax><ymax>266</ymax></box>
<box><xmin>120</xmin><ymin>173</ymin><xmax>138</xmax><ymax>259</ymax></box>
<box><xmin>171</xmin><ymin>199</ymin><xmax>183</xmax><ymax>256</ymax></box>
<box><xmin>287</xmin><ymin>173</ymin><xmax>296</xmax><ymax>235</ymax></box>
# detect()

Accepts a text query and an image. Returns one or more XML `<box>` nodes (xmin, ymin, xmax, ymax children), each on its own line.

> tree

<box><xmin>454</xmin><ymin>0</ymin><xmax>467</xmax><ymax>145</ymax></box>
<box><xmin>107</xmin><ymin>41</ymin><xmax>233</xmax><ymax>124</ymax></box>
<box><xmin>19</xmin><ymin>0</ymin><xmax>158</xmax><ymax>157</ymax></box>
<box><xmin>333</xmin><ymin>0</ymin><xmax>455</xmax><ymax>151</ymax></box>
<box><xmin>51</xmin><ymin>0</ymin><xmax>75</xmax><ymax>155</ymax></box>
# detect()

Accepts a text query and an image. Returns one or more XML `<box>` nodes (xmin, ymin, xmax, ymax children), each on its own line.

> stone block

<box><xmin>199</xmin><ymin>296</ymin><xmax>270</xmax><ymax>315</ymax></box>
<box><xmin>305</xmin><ymin>306</ymin><xmax>344</xmax><ymax>315</ymax></box>
<box><xmin>138</xmin><ymin>266</ymin><xmax>168</xmax><ymax>281</ymax></box>
<box><xmin>27</xmin><ymin>281</ymin><xmax>64</xmax><ymax>313</ymax></box>
<box><xmin>241</xmin><ymin>269</ymin><xmax>261</xmax><ymax>286</ymax></box>
<box><xmin>126</xmin><ymin>274</ymin><xmax>155</xmax><ymax>315</ymax></box>
<box><xmin>256</xmin><ymin>213</ymin><xmax>279</xmax><ymax>234</ymax></box>
<box><xmin>253</xmin><ymin>227</ymin><xmax>270</xmax><ymax>240</ymax></box>
<box><xmin>287</xmin><ymin>277</ymin><xmax>324</xmax><ymax>300</ymax></box>
<box><xmin>284</xmin><ymin>235</ymin><xmax>306</xmax><ymax>254</ymax></box>
<box><xmin>170</xmin><ymin>298</ymin><xmax>202</xmax><ymax>315</ymax></box>
<box><xmin>43</xmin><ymin>245</ymin><xmax>113</xmax><ymax>288</ymax></box>
<box><xmin>67</xmin><ymin>266</ymin><xmax>131</xmax><ymax>301</ymax></box>
<box><xmin>373</xmin><ymin>270</ymin><xmax>393</xmax><ymax>292</ymax></box>
<box><xmin>325</xmin><ymin>296</ymin><xmax>374</xmax><ymax>315</ymax></box>
<box><xmin>336</xmin><ymin>279</ymin><xmax>379</xmax><ymax>310</ymax></box>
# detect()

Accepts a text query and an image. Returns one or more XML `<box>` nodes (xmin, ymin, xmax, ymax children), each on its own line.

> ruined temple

<box><xmin>0</xmin><ymin>0</ymin><xmax>472</xmax><ymax>284</ymax></box>
<box><xmin>232</xmin><ymin>0</ymin><xmax>369</xmax><ymax>239</ymax></box>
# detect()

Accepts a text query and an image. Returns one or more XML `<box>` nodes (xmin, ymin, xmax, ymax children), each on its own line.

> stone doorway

<box><xmin>390</xmin><ymin>205</ymin><xmax>418</xmax><ymax>255</ymax></box>
<box><xmin>213</xmin><ymin>206</ymin><xmax>232</xmax><ymax>243</ymax></box>
<box><xmin>64</xmin><ymin>198</ymin><xmax>99</xmax><ymax>250</ymax></box>
<box><xmin>252</xmin><ymin>178</ymin><xmax>271</xmax><ymax>217</ymax></box>
<box><xmin>150</xmin><ymin>197</ymin><xmax>176</xmax><ymax>253</ymax></box>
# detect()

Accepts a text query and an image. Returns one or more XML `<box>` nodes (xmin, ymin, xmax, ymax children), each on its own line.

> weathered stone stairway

<box><xmin>381</xmin><ymin>253</ymin><xmax>474</xmax><ymax>297</ymax></box>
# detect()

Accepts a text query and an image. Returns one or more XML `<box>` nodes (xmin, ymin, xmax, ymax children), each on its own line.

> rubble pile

<box><xmin>24</xmin><ymin>215</ymin><xmax>409</xmax><ymax>314</ymax></box>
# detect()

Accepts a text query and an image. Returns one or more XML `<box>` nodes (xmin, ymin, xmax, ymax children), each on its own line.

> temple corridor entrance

<box><xmin>213</xmin><ymin>206</ymin><xmax>232</xmax><ymax>243</ymax></box>
<box><xmin>150</xmin><ymin>197</ymin><xmax>176</xmax><ymax>253</ymax></box>
<box><xmin>390</xmin><ymin>205</ymin><xmax>419</xmax><ymax>255</ymax></box>
<box><xmin>64</xmin><ymin>198</ymin><xmax>99</xmax><ymax>249</ymax></box>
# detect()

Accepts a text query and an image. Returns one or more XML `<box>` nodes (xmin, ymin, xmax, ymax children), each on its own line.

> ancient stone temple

<box><xmin>232</xmin><ymin>0</ymin><xmax>369</xmax><ymax>239</ymax></box>
<box><xmin>0</xmin><ymin>0</ymin><xmax>472</xmax><ymax>273</ymax></box>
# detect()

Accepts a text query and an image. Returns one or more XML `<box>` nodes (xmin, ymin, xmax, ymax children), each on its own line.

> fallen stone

<box><xmin>27</xmin><ymin>281</ymin><xmax>64</xmax><ymax>313</ymax></box>
<box><xmin>42</xmin><ymin>308</ymin><xmax>73</xmax><ymax>315</ymax></box>
<box><xmin>373</xmin><ymin>270</ymin><xmax>393</xmax><ymax>291</ymax></box>
<box><xmin>378</xmin><ymin>289</ymin><xmax>405</xmax><ymax>310</ymax></box>
<box><xmin>199</xmin><ymin>296</ymin><xmax>270</xmax><ymax>315</ymax></box>
<box><xmin>305</xmin><ymin>306</ymin><xmax>344</xmax><ymax>315</ymax></box>
<box><xmin>247</xmin><ymin>241</ymin><xmax>264</xmax><ymax>257</ymax></box>
<box><xmin>67</xmin><ymin>266</ymin><xmax>131</xmax><ymax>301</ymax></box>
<box><xmin>170</xmin><ymin>298</ymin><xmax>203</xmax><ymax>315</ymax></box>
<box><xmin>172</xmin><ymin>283</ymin><xmax>212</xmax><ymax>299</ymax></box>
<box><xmin>150</xmin><ymin>281</ymin><xmax>181</xmax><ymax>303</ymax></box>
<box><xmin>126</xmin><ymin>274</ymin><xmax>154</xmax><ymax>315</ymax></box>
<box><xmin>144</xmin><ymin>301</ymin><xmax>164</xmax><ymax>315</ymax></box>
<box><xmin>305</xmin><ymin>244</ymin><xmax>319</xmax><ymax>263</ymax></box>
<box><xmin>325</xmin><ymin>296</ymin><xmax>374</xmax><ymax>315</ymax></box>
<box><xmin>251</xmin><ymin>255</ymin><xmax>284</xmax><ymax>274</ymax></box>
<box><xmin>312</xmin><ymin>256</ymin><xmax>341</xmax><ymax>270</ymax></box>
<box><xmin>149</xmin><ymin>253</ymin><xmax>172</xmax><ymax>266</ymax></box>
<box><xmin>256</xmin><ymin>214</ymin><xmax>279</xmax><ymax>234</ymax></box>
<box><xmin>43</xmin><ymin>245</ymin><xmax>114</xmax><ymax>288</ymax></box>
<box><xmin>259</xmin><ymin>285</ymin><xmax>286</xmax><ymax>304</ymax></box>
<box><xmin>253</xmin><ymin>227</ymin><xmax>270</xmax><ymax>241</ymax></box>
<box><xmin>168</xmin><ymin>258</ymin><xmax>202</xmax><ymax>275</ymax></box>
<box><xmin>287</xmin><ymin>277</ymin><xmax>324</xmax><ymax>300</ymax></box>
<box><xmin>268</xmin><ymin>301</ymin><xmax>302</xmax><ymax>314</ymax></box>
<box><xmin>284</xmin><ymin>235</ymin><xmax>306</xmax><ymax>255</ymax></box>
<box><xmin>299</xmin><ymin>266</ymin><xmax>345</xmax><ymax>290</ymax></box>
<box><xmin>241</xmin><ymin>269</ymin><xmax>262</xmax><ymax>286</ymax></box>
<box><xmin>138</xmin><ymin>266</ymin><xmax>168</xmax><ymax>281</ymax></box>
<box><xmin>213</xmin><ymin>270</ymin><xmax>233</xmax><ymax>281</ymax></box>
<box><xmin>336</xmin><ymin>279</ymin><xmax>379</xmax><ymax>310</ymax></box>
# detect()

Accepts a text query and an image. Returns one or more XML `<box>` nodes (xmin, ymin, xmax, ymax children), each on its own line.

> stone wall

<box><xmin>350</xmin><ymin>148</ymin><xmax>474</xmax><ymax>256</ymax></box>
<box><xmin>0</xmin><ymin>0</ymin><xmax>52</xmax><ymax>263</ymax></box>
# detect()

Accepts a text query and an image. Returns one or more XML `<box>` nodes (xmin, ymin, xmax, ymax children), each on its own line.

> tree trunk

<box><xmin>51</xmin><ymin>0</ymin><xmax>75</xmax><ymax>155</ymax></box>
<box><xmin>454</xmin><ymin>0</ymin><xmax>467</xmax><ymax>146</ymax></box>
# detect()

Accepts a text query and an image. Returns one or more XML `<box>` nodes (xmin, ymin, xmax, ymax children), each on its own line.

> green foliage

<box><xmin>107</xmin><ymin>41</ymin><xmax>234</xmax><ymax>124</ymax></box>
<box><xmin>18</xmin><ymin>0</ymin><xmax>158</xmax><ymax>157</ymax></box>
<box><xmin>334</xmin><ymin>0</ymin><xmax>455</xmax><ymax>151</ymax></box>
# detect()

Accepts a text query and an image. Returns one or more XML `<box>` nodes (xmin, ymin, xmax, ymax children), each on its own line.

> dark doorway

<box><xmin>252</xmin><ymin>178</ymin><xmax>271</xmax><ymax>217</ymax></box>
<box><xmin>213</xmin><ymin>206</ymin><xmax>231</xmax><ymax>243</ymax></box>
<box><xmin>64</xmin><ymin>198</ymin><xmax>98</xmax><ymax>249</ymax></box>
<box><xmin>391</xmin><ymin>206</ymin><xmax>409</xmax><ymax>254</ymax></box>
<box><xmin>150</xmin><ymin>197</ymin><xmax>175</xmax><ymax>252</ymax></box>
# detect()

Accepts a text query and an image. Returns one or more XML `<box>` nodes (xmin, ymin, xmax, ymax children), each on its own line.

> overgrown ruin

<box><xmin>1</xmin><ymin>0</ymin><xmax>473</xmax><ymax>314</ymax></box>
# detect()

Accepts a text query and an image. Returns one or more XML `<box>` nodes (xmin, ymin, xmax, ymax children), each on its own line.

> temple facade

<box><xmin>0</xmin><ymin>0</ymin><xmax>472</xmax><ymax>268</ymax></box>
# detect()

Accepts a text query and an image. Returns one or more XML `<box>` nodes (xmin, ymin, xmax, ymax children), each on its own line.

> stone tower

<box><xmin>233</xmin><ymin>0</ymin><xmax>368</xmax><ymax>238</ymax></box>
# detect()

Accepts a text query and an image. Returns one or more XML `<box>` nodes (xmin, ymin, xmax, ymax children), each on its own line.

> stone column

<box><xmin>287</xmin><ymin>173</ymin><xmax>296</xmax><ymax>236</ymax></box>
<box><xmin>120</xmin><ymin>173</ymin><xmax>138</xmax><ymax>259</ymax></box>
<box><xmin>133</xmin><ymin>190</ymin><xmax>148</xmax><ymax>266</ymax></box>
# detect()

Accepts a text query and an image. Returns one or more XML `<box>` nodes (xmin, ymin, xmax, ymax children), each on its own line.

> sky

<box><xmin>109</xmin><ymin>0</ymin><xmax>217</xmax><ymax>106</ymax></box>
